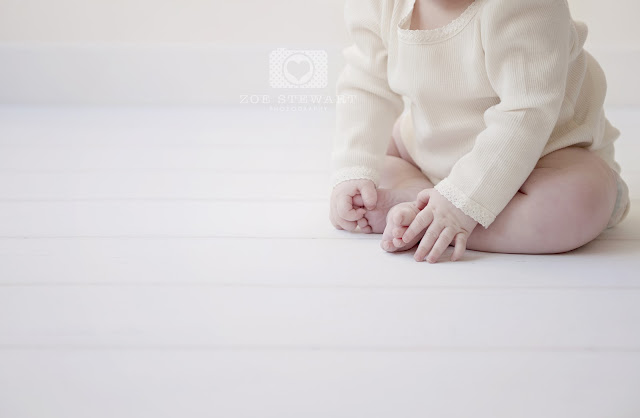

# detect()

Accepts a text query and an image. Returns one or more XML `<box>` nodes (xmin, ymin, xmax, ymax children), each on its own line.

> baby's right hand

<box><xmin>329</xmin><ymin>179</ymin><xmax>378</xmax><ymax>232</ymax></box>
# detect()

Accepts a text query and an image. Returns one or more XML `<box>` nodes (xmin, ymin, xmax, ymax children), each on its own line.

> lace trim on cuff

<box><xmin>434</xmin><ymin>178</ymin><xmax>495</xmax><ymax>229</ymax></box>
<box><xmin>331</xmin><ymin>166</ymin><xmax>379</xmax><ymax>190</ymax></box>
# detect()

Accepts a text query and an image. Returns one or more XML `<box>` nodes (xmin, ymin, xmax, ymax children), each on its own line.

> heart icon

<box><xmin>286</xmin><ymin>59</ymin><xmax>311</xmax><ymax>81</ymax></box>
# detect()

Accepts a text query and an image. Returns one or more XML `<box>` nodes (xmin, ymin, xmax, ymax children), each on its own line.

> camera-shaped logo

<box><xmin>269</xmin><ymin>48</ymin><xmax>328</xmax><ymax>89</ymax></box>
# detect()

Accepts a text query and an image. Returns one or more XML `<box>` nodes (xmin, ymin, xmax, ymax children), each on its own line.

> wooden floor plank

<box><xmin>0</xmin><ymin>350</ymin><xmax>638</xmax><ymax>418</ymax></box>
<box><xmin>0</xmin><ymin>201</ymin><xmax>337</xmax><ymax>238</ymax></box>
<box><xmin>0</xmin><ymin>145</ymin><xmax>330</xmax><ymax>171</ymax></box>
<box><xmin>0</xmin><ymin>171</ymin><xmax>331</xmax><ymax>200</ymax></box>
<box><xmin>0</xmin><ymin>105</ymin><xmax>336</xmax><ymax>146</ymax></box>
<box><xmin>0</xmin><ymin>169</ymin><xmax>636</xmax><ymax>200</ymax></box>
<box><xmin>0</xmin><ymin>237</ymin><xmax>639</xmax><ymax>287</ymax></box>
<box><xmin>1</xmin><ymin>286</ymin><xmax>639</xmax><ymax>348</ymax></box>
<box><xmin>0</xmin><ymin>200</ymin><xmax>637</xmax><ymax>239</ymax></box>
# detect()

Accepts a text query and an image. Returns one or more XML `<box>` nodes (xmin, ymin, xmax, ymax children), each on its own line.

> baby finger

<box><xmin>402</xmin><ymin>208</ymin><xmax>433</xmax><ymax>244</ymax></box>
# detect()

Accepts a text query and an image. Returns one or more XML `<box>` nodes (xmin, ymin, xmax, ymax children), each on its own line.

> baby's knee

<box><xmin>545</xmin><ymin>168</ymin><xmax>616</xmax><ymax>245</ymax></box>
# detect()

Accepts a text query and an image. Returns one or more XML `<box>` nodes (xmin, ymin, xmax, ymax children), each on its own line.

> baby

<box><xmin>329</xmin><ymin>0</ymin><xmax>631</xmax><ymax>263</ymax></box>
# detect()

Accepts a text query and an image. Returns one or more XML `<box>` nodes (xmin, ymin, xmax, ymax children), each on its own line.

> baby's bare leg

<box><xmin>355</xmin><ymin>156</ymin><xmax>434</xmax><ymax>234</ymax></box>
<box><xmin>381</xmin><ymin>115</ymin><xmax>434</xmax><ymax>191</ymax></box>
<box><xmin>379</xmin><ymin>155</ymin><xmax>434</xmax><ymax>191</ymax></box>
<box><xmin>354</xmin><ymin>117</ymin><xmax>434</xmax><ymax>234</ymax></box>
<box><xmin>465</xmin><ymin>146</ymin><xmax>618</xmax><ymax>254</ymax></box>
<box><xmin>380</xmin><ymin>146</ymin><xmax>618</xmax><ymax>258</ymax></box>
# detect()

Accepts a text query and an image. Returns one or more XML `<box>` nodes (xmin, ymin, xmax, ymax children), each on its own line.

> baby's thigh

<box><xmin>386</xmin><ymin>120</ymin><xmax>402</xmax><ymax>158</ymax></box>
<box><xmin>532</xmin><ymin>145</ymin><xmax>608</xmax><ymax>172</ymax></box>
<box><xmin>520</xmin><ymin>146</ymin><xmax>616</xmax><ymax>199</ymax></box>
<box><xmin>390</xmin><ymin>114</ymin><xmax>419</xmax><ymax>168</ymax></box>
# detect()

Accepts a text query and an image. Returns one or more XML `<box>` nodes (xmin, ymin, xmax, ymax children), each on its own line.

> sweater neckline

<box><xmin>397</xmin><ymin>0</ymin><xmax>485</xmax><ymax>44</ymax></box>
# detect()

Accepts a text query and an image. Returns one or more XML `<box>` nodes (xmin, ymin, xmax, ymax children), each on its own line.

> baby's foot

<box><xmin>353</xmin><ymin>188</ymin><xmax>418</xmax><ymax>234</ymax></box>
<box><xmin>380</xmin><ymin>201</ymin><xmax>426</xmax><ymax>253</ymax></box>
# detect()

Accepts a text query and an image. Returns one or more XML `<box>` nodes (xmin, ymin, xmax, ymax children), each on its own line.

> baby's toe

<box><xmin>357</xmin><ymin>217</ymin><xmax>373</xmax><ymax>234</ymax></box>
<box><xmin>380</xmin><ymin>239</ymin><xmax>395</xmax><ymax>252</ymax></box>
<box><xmin>392</xmin><ymin>204</ymin><xmax>419</xmax><ymax>227</ymax></box>
<box><xmin>392</xmin><ymin>226</ymin><xmax>409</xmax><ymax>248</ymax></box>
<box><xmin>380</xmin><ymin>229</ymin><xmax>398</xmax><ymax>251</ymax></box>
<box><xmin>380</xmin><ymin>221</ymin><xmax>399</xmax><ymax>253</ymax></box>
<box><xmin>393</xmin><ymin>226</ymin><xmax>407</xmax><ymax>239</ymax></box>
<box><xmin>385</xmin><ymin>202</ymin><xmax>421</xmax><ymax>250</ymax></box>
<box><xmin>392</xmin><ymin>237</ymin><xmax>406</xmax><ymax>248</ymax></box>
<box><xmin>381</xmin><ymin>202</ymin><xmax>422</xmax><ymax>253</ymax></box>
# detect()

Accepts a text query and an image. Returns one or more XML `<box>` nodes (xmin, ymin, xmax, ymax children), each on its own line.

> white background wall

<box><xmin>0</xmin><ymin>0</ymin><xmax>638</xmax><ymax>105</ymax></box>
<box><xmin>1</xmin><ymin>0</ymin><xmax>637</xmax><ymax>46</ymax></box>
<box><xmin>0</xmin><ymin>0</ymin><xmax>344</xmax><ymax>44</ymax></box>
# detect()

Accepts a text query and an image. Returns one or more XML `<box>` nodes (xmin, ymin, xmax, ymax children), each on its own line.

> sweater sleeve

<box><xmin>330</xmin><ymin>0</ymin><xmax>405</xmax><ymax>189</ymax></box>
<box><xmin>433</xmin><ymin>0</ymin><xmax>573</xmax><ymax>229</ymax></box>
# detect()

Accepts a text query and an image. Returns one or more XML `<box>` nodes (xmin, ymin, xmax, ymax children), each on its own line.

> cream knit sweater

<box><xmin>330</xmin><ymin>0</ymin><xmax>622</xmax><ymax>229</ymax></box>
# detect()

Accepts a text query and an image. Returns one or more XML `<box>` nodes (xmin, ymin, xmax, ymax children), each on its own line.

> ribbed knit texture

<box><xmin>330</xmin><ymin>0</ymin><xmax>622</xmax><ymax>229</ymax></box>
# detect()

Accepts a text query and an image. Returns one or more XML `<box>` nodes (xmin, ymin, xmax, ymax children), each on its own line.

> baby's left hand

<box><xmin>402</xmin><ymin>188</ymin><xmax>479</xmax><ymax>263</ymax></box>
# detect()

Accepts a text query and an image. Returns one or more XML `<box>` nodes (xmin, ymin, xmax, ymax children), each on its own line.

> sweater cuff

<box><xmin>434</xmin><ymin>178</ymin><xmax>496</xmax><ymax>229</ymax></box>
<box><xmin>331</xmin><ymin>166</ymin><xmax>380</xmax><ymax>190</ymax></box>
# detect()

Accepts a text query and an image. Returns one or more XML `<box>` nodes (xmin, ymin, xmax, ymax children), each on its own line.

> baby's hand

<box><xmin>402</xmin><ymin>188</ymin><xmax>478</xmax><ymax>263</ymax></box>
<box><xmin>329</xmin><ymin>179</ymin><xmax>377</xmax><ymax>232</ymax></box>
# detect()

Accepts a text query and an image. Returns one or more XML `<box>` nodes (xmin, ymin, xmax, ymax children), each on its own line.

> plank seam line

<box><xmin>1</xmin><ymin>345</ymin><xmax>639</xmax><ymax>353</ymax></box>
<box><xmin>0</xmin><ymin>283</ymin><xmax>639</xmax><ymax>290</ymax></box>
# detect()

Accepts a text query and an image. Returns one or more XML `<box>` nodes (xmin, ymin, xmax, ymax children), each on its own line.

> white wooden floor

<box><xmin>0</xmin><ymin>105</ymin><xmax>639</xmax><ymax>418</ymax></box>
